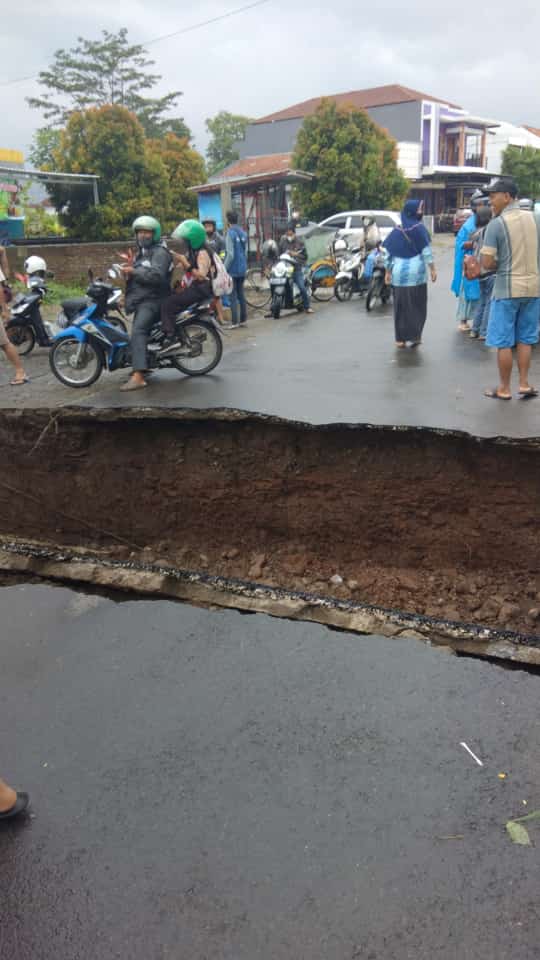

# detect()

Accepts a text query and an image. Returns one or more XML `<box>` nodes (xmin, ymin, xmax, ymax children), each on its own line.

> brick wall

<box><xmin>5</xmin><ymin>240</ymin><xmax>183</xmax><ymax>284</ymax></box>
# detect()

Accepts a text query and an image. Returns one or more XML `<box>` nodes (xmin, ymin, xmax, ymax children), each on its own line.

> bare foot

<box><xmin>395</xmin><ymin>341</ymin><xmax>406</xmax><ymax>348</ymax></box>
<box><xmin>0</xmin><ymin>779</ymin><xmax>17</xmax><ymax>813</ymax></box>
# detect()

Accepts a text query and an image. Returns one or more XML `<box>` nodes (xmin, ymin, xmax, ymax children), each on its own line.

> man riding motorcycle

<box><xmin>119</xmin><ymin>215</ymin><xmax>172</xmax><ymax>392</ymax></box>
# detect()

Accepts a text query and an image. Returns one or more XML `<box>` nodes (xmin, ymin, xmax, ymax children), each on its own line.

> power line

<box><xmin>145</xmin><ymin>0</ymin><xmax>272</xmax><ymax>46</ymax></box>
<box><xmin>0</xmin><ymin>0</ymin><xmax>272</xmax><ymax>88</ymax></box>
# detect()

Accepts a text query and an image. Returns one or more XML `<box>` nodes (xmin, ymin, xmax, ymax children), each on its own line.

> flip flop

<box><xmin>518</xmin><ymin>387</ymin><xmax>538</xmax><ymax>400</ymax></box>
<box><xmin>120</xmin><ymin>379</ymin><xmax>147</xmax><ymax>392</ymax></box>
<box><xmin>484</xmin><ymin>387</ymin><xmax>511</xmax><ymax>401</ymax></box>
<box><xmin>9</xmin><ymin>377</ymin><xmax>29</xmax><ymax>386</ymax></box>
<box><xmin>0</xmin><ymin>792</ymin><xmax>29</xmax><ymax>820</ymax></box>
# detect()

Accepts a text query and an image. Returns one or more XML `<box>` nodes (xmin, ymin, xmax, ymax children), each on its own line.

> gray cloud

<box><xmin>1</xmin><ymin>0</ymin><xmax>539</xmax><ymax>163</ymax></box>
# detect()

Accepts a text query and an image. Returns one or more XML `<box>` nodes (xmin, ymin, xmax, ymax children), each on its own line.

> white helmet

<box><xmin>334</xmin><ymin>238</ymin><xmax>348</xmax><ymax>253</ymax></box>
<box><xmin>24</xmin><ymin>255</ymin><xmax>47</xmax><ymax>275</ymax></box>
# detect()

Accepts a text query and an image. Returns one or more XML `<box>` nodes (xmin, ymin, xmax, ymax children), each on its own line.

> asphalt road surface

<box><xmin>1</xmin><ymin>238</ymin><xmax>540</xmax><ymax>438</ymax></box>
<box><xmin>1</xmin><ymin>581</ymin><xmax>539</xmax><ymax>959</ymax></box>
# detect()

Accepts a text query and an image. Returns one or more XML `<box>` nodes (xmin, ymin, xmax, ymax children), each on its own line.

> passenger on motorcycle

<box><xmin>160</xmin><ymin>220</ymin><xmax>216</xmax><ymax>352</ymax></box>
<box><xmin>119</xmin><ymin>216</ymin><xmax>172</xmax><ymax>392</ymax></box>
<box><xmin>202</xmin><ymin>219</ymin><xmax>226</xmax><ymax>325</ymax></box>
<box><xmin>278</xmin><ymin>223</ymin><xmax>313</xmax><ymax>313</ymax></box>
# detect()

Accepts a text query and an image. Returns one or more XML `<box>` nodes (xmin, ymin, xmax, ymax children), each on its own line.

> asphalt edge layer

<box><xmin>1</xmin><ymin>404</ymin><xmax>540</xmax><ymax>444</ymax></box>
<box><xmin>1</xmin><ymin>539</ymin><xmax>539</xmax><ymax>667</ymax></box>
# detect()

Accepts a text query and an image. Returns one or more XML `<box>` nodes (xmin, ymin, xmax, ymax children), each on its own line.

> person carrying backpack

<box><xmin>224</xmin><ymin>210</ymin><xmax>248</xmax><ymax>327</ymax></box>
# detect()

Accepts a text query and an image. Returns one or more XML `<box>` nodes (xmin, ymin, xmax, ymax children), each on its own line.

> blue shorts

<box><xmin>486</xmin><ymin>297</ymin><xmax>540</xmax><ymax>348</ymax></box>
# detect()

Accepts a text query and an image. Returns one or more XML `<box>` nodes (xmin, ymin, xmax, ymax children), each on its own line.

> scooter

<box><xmin>334</xmin><ymin>246</ymin><xmax>369</xmax><ymax>301</ymax></box>
<box><xmin>366</xmin><ymin>253</ymin><xmax>392</xmax><ymax>311</ymax></box>
<box><xmin>6</xmin><ymin>275</ymin><xmax>55</xmax><ymax>355</ymax></box>
<box><xmin>269</xmin><ymin>252</ymin><xmax>311</xmax><ymax>319</ymax></box>
<box><xmin>49</xmin><ymin>269</ymin><xmax>223</xmax><ymax>389</ymax></box>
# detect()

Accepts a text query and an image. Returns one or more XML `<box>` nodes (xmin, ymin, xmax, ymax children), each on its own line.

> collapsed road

<box><xmin>1</xmin><ymin>405</ymin><xmax>540</xmax><ymax>662</ymax></box>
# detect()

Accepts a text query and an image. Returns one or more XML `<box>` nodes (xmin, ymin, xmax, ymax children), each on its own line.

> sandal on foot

<box><xmin>120</xmin><ymin>379</ymin><xmax>147</xmax><ymax>392</ymax></box>
<box><xmin>484</xmin><ymin>387</ymin><xmax>511</xmax><ymax>401</ymax></box>
<box><xmin>0</xmin><ymin>792</ymin><xmax>30</xmax><ymax>820</ymax></box>
<box><xmin>10</xmin><ymin>377</ymin><xmax>29</xmax><ymax>386</ymax></box>
<box><xmin>518</xmin><ymin>387</ymin><xmax>538</xmax><ymax>400</ymax></box>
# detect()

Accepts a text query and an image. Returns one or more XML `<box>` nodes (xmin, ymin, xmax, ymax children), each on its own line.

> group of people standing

<box><xmin>382</xmin><ymin>176</ymin><xmax>540</xmax><ymax>401</ymax></box>
<box><xmin>451</xmin><ymin>175</ymin><xmax>540</xmax><ymax>400</ymax></box>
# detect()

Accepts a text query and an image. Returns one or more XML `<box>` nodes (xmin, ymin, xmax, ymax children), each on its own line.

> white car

<box><xmin>319</xmin><ymin>210</ymin><xmax>401</xmax><ymax>242</ymax></box>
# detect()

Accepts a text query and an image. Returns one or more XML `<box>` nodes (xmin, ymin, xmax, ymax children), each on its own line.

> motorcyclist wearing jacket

<box><xmin>279</xmin><ymin>223</ymin><xmax>313</xmax><ymax>313</ymax></box>
<box><xmin>119</xmin><ymin>215</ymin><xmax>172</xmax><ymax>392</ymax></box>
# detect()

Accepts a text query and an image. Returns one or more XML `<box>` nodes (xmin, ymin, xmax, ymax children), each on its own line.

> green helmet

<box><xmin>132</xmin><ymin>215</ymin><xmax>161</xmax><ymax>244</ymax></box>
<box><xmin>172</xmin><ymin>219</ymin><xmax>207</xmax><ymax>250</ymax></box>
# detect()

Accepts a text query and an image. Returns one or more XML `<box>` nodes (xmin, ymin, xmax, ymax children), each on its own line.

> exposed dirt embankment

<box><xmin>1</xmin><ymin>409</ymin><xmax>540</xmax><ymax>636</ymax></box>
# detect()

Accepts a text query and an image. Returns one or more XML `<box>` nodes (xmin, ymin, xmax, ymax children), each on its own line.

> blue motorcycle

<box><xmin>49</xmin><ymin>268</ymin><xmax>223</xmax><ymax>389</ymax></box>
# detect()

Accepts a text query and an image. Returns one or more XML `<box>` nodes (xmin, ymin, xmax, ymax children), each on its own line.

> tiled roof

<box><xmin>524</xmin><ymin>125</ymin><xmax>540</xmax><ymax>138</ymax></box>
<box><xmin>255</xmin><ymin>84</ymin><xmax>462</xmax><ymax>124</ymax></box>
<box><xmin>209</xmin><ymin>153</ymin><xmax>292</xmax><ymax>181</ymax></box>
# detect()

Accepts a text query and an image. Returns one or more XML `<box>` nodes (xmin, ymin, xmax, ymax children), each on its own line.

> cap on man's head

<box><xmin>483</xmin><ymin>176</ymin><xmax>518</xmax><ymax>197</ymax></box>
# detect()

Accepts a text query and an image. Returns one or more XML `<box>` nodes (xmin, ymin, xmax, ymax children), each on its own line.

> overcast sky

<box><xmin>2</xmin><ymin>0</ymin><xmax>540</xmax><ymax>162</ymax></box>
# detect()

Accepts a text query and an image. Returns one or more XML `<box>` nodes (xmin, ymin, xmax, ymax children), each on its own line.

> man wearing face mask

<box><xmin>119</xmin><ymin>215</ymin><xmax>172</xmax><ymax>392</ymax></box>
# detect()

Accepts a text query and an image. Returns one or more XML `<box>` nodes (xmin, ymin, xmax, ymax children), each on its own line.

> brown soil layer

<box><xmin>1</xmin><ymin>409</ymin><xmax>540</xmax><ymax>635</ymax></box>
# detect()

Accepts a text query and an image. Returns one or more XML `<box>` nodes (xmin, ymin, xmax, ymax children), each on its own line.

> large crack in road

<box><xmin>1</xmin><ymin>407</ymin><xmax>540</xmax><ymax>659</ymax></box>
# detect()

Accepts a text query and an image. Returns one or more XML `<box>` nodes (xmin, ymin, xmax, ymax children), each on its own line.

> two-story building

<box><xmin>230</xmin><ymin>84</ymin><xmax>498</xmax><ymax>216</ymax></box>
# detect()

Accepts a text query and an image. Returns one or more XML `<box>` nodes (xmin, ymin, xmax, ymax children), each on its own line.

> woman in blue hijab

<box><xmin>383</xmin><ymin>199</ymin><xmax>437</xmax><ymax>347</ymax></box>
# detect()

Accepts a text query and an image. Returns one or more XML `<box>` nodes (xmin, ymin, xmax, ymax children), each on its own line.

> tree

<box><xmin>291</xmin><ymin>99</ymin><xmax>409</xmax><ymax>221</ymax></box>
<box><xmin>26</xmin><ymin>28</ymin><xmax>190</xmax><ymax>140</ymax></box>
<box><xmin>47</xmin><ymin>105</ymin><xmax>171</xmax><ymax>240</ymax></box>
<box><xmin>28</xmin><ymin>128</ymin><xmax>61</xmax><ymax>170</ymax></box>
<box><xmin>205</xmin><ymin>111</ymin><xmax>251</xmax><ymax>175</ymax></box>
<box><xmin>501</xmin><ymin>145</ymin><xmax>540</xmax><ymax>199</ymax></box>
<box><xmin>146</xmin><ymin>134</ymin><xmax>206</xmax><ymax>233</ymax></box>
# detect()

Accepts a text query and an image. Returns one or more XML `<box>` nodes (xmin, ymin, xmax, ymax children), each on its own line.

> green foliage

<box><xmin>43</xmin><ymin>105</ymin><xmax>205</xmax><ymax>240</ymax></box>
<box><xmin>205</xmin><ymin>111</ymin><xmax>252</xmax><ymax>175</ymax></box>
<box><xmin>291</xmin><ymin>99</ymin><xmax>409</xmax><ymax>221</ymax></box>
<box><xmin>28</xmin><ymin>128</ymin><xmax>61</xmax><ymax>170</ymax></box>
<box><xmin>24</xmin><ymin>207</ymin><xmax>64</xmax><ymax>238</ymax></box>
<box><xmin>501</xmin><ymin>145</ymin><xmax>540</xmax><ymax>199</ymax></box>
<box><xmin>47</xmin><ymin>105</ymin><xmax>172</xmax><ymax>240</ymax></box>
<box><xmin>44</xmin><ymin>280</ymin><xmax>85</xmax><ymax>304</ymax></box>
<box><xmin>147</xmin><ymin>134</ymin><xmax>206</xmax><ymax>233</ymax></box>
<box><xmin>26</xmin><ymin>28</ymin><xmax>190</xmax><ymax>140</ymax></box>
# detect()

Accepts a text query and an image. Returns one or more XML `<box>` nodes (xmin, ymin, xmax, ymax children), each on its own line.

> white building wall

<box><xmin>485</xmin><ymin>121</ymin><xmax>540</xmax><ymax>174</ymax></box>
<box><xmin>397</xmin><ymin>142</ymin><xmax>422</xmax><ymax>180</ymax></box>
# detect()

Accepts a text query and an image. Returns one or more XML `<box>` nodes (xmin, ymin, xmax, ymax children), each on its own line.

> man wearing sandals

<box><xmin>481</xmin><ymin>176</ymin><xmax>540</xmax><ymax>401</ymax></box>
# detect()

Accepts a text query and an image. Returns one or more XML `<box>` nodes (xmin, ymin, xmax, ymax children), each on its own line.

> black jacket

<box><xmin>125</xmin><ymin>242</ymin><xmax>172</xmax><ymax>312</ymax></box>
<box><xmin>279</xmin><ymin>234</ymin><xmax>307</xmax><ymax>264</ymax></box>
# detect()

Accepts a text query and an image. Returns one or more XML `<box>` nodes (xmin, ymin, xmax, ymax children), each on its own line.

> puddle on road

<box><xmin>1</xmin><ymin>407</ymin><xmax>539</xmax><ymax>665</ymax></box>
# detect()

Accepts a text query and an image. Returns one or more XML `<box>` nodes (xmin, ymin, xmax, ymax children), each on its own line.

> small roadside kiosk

<box><xmin>190</xmin><ymin>153</ymin><xmax>314</xmax><ymax>262</ymax></box>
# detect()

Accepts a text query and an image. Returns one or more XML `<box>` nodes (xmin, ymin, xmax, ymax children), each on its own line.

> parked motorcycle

<box><xmin>334</xmin><ymin>246</ymin><xmax>369</xmax><ymax>301</ymax></box>
<box><xmin>366</xmin><ymin>253</ymin><xmax>392</xmax><ymax>311</ymax></box>
<box><xmin>6</xmin><ymin>275</ymin><xmax>55</xmax><ymax>355</ymax></box>
<box><xmin>269</xmin><ymin>252</ymin><xmax>311</xmax><ymax>319</ymax></box>
<box><xmin>49</xmin><ymin>270</ymin><xmax>223</xmax><ymax>389</ymax></box>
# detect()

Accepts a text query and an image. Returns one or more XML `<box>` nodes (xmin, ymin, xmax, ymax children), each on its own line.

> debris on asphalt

<box><xmin>505</xmin><ymin>809</ymin><xmax>540</xmax><ymax>846</ymax></box>
<box><xmin>460</xmin><ymin>741</ymin><xmax>484</xmax><ymax>767</ymax></box>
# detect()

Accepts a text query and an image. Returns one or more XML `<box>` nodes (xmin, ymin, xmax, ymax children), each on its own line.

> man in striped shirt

<box><xmin>480</xmin><ymin>176</ymin><xmax>540</xmax><ymax>400</ymax></box>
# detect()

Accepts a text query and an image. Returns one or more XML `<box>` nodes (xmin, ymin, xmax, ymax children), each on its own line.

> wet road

<box><xmin>1</xmin><ymin>581</ymin><xmax>540</xmax><ymax>959</ymax></box>
<box><xmin>1</xmin><ymin>238</ymin><xmax>540</xmax><ymax>437</ymax></box>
